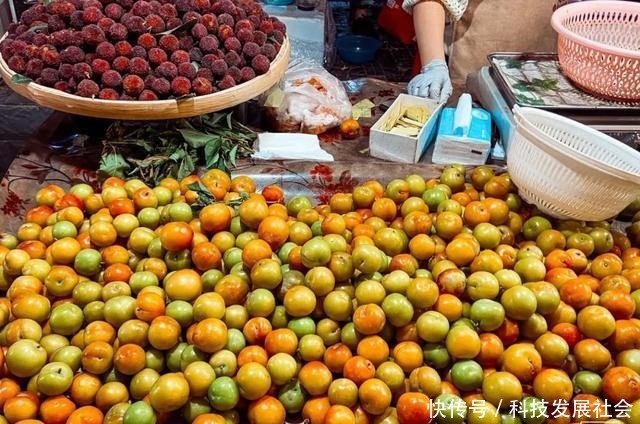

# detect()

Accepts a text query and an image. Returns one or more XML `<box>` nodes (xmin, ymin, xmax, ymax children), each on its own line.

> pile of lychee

<box><xmin>0</xmin><ymin>0</ymin><xmax>286</xmax><ymax>100</ymax></box>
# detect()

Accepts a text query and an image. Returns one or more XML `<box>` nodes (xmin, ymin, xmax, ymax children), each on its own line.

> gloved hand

<box><xmin>407</xmin><ymin>59</ymin><xmax>453</xmax><ymax>103</ymax></box>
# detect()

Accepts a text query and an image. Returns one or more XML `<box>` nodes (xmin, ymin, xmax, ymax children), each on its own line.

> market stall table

<box><xmin>0</xmin><ymin>78</ymin><xmax>490</xmax><ymax>232</ymax></box>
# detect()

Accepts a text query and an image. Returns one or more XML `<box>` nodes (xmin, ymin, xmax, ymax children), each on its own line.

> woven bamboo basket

<box><xmin>0</xmin><ymin>34</ymin><xmax>290</xmax><ymax>120</ymax></box>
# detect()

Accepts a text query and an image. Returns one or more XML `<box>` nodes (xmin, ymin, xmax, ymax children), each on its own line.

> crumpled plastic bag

<box><xmin>263</xmin><ymin>61</ymin><xmax>352</xmax><ymax>134</ymax></box>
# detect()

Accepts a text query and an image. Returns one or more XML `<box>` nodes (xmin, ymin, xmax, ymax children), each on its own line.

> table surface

<box><xmin>1</xmin><ymin>78</ymin><xmax>499</xmax><ymax>232</ymax></box>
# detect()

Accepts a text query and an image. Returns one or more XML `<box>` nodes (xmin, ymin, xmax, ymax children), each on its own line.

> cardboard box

<box><xmin>369</xmin><ymin>94</ymin><xmax>444</xmax><ymax>164</ymax></box>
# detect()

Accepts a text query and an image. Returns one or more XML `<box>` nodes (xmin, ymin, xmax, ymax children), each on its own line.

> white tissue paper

<box><xmin>251</xmin><ymin>132</ymin><xmax>335</xmax><ymax>162</ymax></box>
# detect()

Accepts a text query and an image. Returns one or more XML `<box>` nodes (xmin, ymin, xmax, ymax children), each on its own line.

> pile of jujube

<box><xmin>0</xmin><ymin>0</ymin><xmax>286</xmax><ymax>100</ymax></box>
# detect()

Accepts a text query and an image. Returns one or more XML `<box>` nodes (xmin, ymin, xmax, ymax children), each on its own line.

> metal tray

<box><xmin>487</xmin><ymin>52</ymin><xmax>640</xmax><ymax>113</ymax></box>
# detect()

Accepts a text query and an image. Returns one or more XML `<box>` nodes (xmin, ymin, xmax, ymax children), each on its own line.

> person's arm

<box><xmin>403</xmin><ymin>0</ymin><xmax>467</xmax><ymax>101</ymax></box>
<box><xmin>413</xmin><ymin>0</ymin><xmax>446</xmax><ymax>66</ymax></box>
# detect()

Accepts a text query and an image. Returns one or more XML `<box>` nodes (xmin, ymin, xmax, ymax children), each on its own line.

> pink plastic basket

<box><xmin>551</xmin><ymin>1</ymin><xmax>640</xmax><ymax>102</ymax></box>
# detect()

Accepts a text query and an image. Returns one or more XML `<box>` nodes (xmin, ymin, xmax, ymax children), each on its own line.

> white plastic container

<box><xmin>507</xmin><ymin>106</ymin><xmax>640</xmax><ymax>221</ymax></box>
<box><xmin>369</xmin><ymin>94</ymin><xmax>444</xmax><ymax>164</ymax></box>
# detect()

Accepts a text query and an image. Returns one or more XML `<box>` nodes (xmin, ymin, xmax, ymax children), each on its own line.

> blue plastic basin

<box><xmin>336</xmin><ymin>35</ymin><xmax>382</xmax><ymax>65</ymax></box>
<box><xmin>263</xmin><ymin>0</ymin><xmax>295</xmax><ymax>6</ymax></box>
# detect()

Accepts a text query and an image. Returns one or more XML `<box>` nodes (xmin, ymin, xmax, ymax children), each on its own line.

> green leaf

<box><xmin>229</xmin><ymin>145</ymin><xmax>238</xmax><ymax>168</ymax></box>
<box><xmin>205</xmin><ymin>113</ymin><xmax>227</xmax><ymax>127</ymax></box>
<box><xmin>11</xmin><ymin>74</ymin><xmax>33</xmax><ymax>85</ymax></box>
<box><xmin>531</xmin><ymin>78</ymin><xmax>559</xmax><ymax>91</ymax></box>
<box><xmin>179</xmin><ymin>129</ymin><xmax>214</xmax><ymax>148</ymax></box>
<box><xmin>158</xmin><ymin>18</ymin><xmax>198</xmax><ymax>36</ymax></box>
<box><xmin>169</xmin><ymin>148</ymin><xmax>186</xmax><ymax>162</ymax></box>
<box><xmin>204</xmin><ymin>138</ymin><xmax>222</xmax><ymax>168</ymax></box>
<box><xmin>505</xmin><ymin>60</ymin><xmax>523</xmax><ymax>69</ymax></box>
<box><xmin>177</xmin><ymin>154</ymin><xmax>195</xmax><ymax>180</ymax></box>
<box><xmin>515</xmin><ymin>93</ymin><xmax>546</xmax><ymax>106</ymax></box>
<box><xmin>188</xmin><ymin>181</ymin><xmax>216</xmax><ymax>202</ymax></box>
<box><xmin>226</xmin><ymin>113</ymin><xmax>233</xmax><ymax>129</ymax></box>
<box><xmin>28</xmin><ymin>24</ymin><xmax>49</xmax><ymax>33</ymax></box>
<box><xmin>512</xmin><ymin>81</ymin><xmax>532</xmax><ymax>92</ymax></box>
<box><xmin>98</xmin><ymin>153</ymin><xmax>130</xmax><ymax>179</ymax></box>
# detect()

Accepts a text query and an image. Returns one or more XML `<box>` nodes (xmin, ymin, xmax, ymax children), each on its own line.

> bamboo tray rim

<box><xmin>0</xmin><ymin>33</ymin><xmax>290</xmax><ymax>120</ymax></box>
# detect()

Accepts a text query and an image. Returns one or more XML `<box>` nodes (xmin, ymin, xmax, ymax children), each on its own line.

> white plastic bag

<box><xmin>264</xmin><ymin>61</ymin><xmax>352</xmax><ymax>134</ymax></box>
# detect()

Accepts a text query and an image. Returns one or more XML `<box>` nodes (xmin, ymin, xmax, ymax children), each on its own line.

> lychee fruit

<box><xmin>191</xmin><ymin>23</ymin><xmax>207</xmax><ymax>39</ymax></box>
<box><xmin>159</xmin><ymin>3</ymin><xmax>177</xmax><ymax>20</ymax></box>
<box><xmin>82</xmin><ymin>24</ymin><xmax>105</xmax><ymax>45</ymax></box>
<box><xmin>98</xmin><ymin>88</ymin><xmax>120</xmax><ymax>99</ymax></box>
<box><xmin>240</xmin><ymin>66</ymin><xmax>255</xmax><ymax>82</ymax></box>
<box><xmin>101</xmin><ymin>69</ymin><xmax>122</xmax><ymax>87</ymax></box>
<box><xmin>38</xmin><ymin>68</ymin><xmax>59</xmax><ymax>86</ymax></box>
<box><xmin>131</xmin><ymin>0</ymin><xmax>152</xmax><ymax>17</ymax></box>
<box><xmin>91</xmin><ymin>58</ymin><xmax>110</xmax><ymax>75</ymax></box>
<box><xmin>144</xmin><ymin>14</ymin><xmax>166</xmax><ymax>33</ymax></box>
<box><xmin>171</xmin><ymin>50</ymin><xmax>190</xmax><ymax>64</ymax></box>
<box><xmin>253</xmin><ymin>30</ymin><xmax>267</xmax><ymax>46</ymax></box>
<box><xmin>148</xmin><ymin>47</ymin><xmax>167</xmax><ymax>65</ymax></box>
<box><xmin>122</xmin><ymin>74</ymin><xmax>145</xmax><ymax>95</ymax></box>
<box><xmin>224</xmin><ymin>37</ymin><xmax>241</xmax><ymax>53</ymax></box>
<box><xmin>59</xmin><ymin>63</ymin><xmax>74</xmax><ymax>79</ymax></box>
<box><xmin>96</xmin><ymin>41</ymin><xmax>116</xmax><ymax>61</ymax></box>
<box><xmin>82</xmin><ymin>6</ymin><xmax>103</xmax><ymax>24</ymax></box>
<box><xmin>98</xmin><ymin>17</ymin><xmax>116</xmax><ymax>32</ymax></box>
<box><xmin>171</xmin><ymin>76</ymin><xmax>191</xmax><ymax>96</ymax></box>
<box><xmin>224</xmin><ymin>50</ymin><xmax>241</xmax><ymax>68</ymax></box>
<box><xmin>107</xmin><ymin>23</ymin><xmax>128</xmax><ymax>41</ymax></box>
<box><xmin>199</xmin><ymin>35</ymin><xmax>219</xmax><ymax>53</ymax></box>
<box><xmin>201</xmin><ymin>14</ymin><xmax>218</xmax><ymax>32</ymax></box>
<box><xmin>218</xmin><ymin>13</ymin><xmax>234</xmax><ymax>27</ymax></box>
<box><xmin>217</xmin><ymin>24</ymin><xmax>233</xmax><ymax>41</ymax></box>
<box><xmin>261</xmin><ymin>43</ymin><xmax>276</xmax><ymax>60</ymax></box>
<box><xmin>242</xmin><ymin>42</ymin><xmax>260</xmax><ymax>59</ymax></box>
<box><xmin>139</xmin><ymin>89</ymin><xmax>158</xmax><ymax>100</ymax></box>
<box><xmin>178</xmin><ymin>62</ymin><xmax>196</xmax><ymax>79</ymax></box>
<box><xmin>159</xmin><ymin>34</ymin><xmax>180</xmax><ymax>52</ymax></box>
<box><xmin>155</xmin><ymin>61</ymin><xmax>178</xmax><ymax>79</ymax></box>
<box><xmin>104</xmin><ymin>3</ymin><xmax>124</xmax><ymax>20</ymax></box>
<box><xmin>179</xmin><ymin>36</ymin><xmax>195</xmax><ymax>50</ymax></box>
<box><xmin>209</xmin><ymin>58</ymin><xmax>227</xmax><ymax>77</ymax></box>
<box><xmin>131</xmin><ymin>45</ymin><xmax>147</xmax><ymax>58</ymax></box>
<box><xmin>137</xmin><ymin>33</ymin><xmax>157</xmax><ymax>50</ymax></box>
<box><xmin>60</xmin><ymin>45</ymin><xmax>85</xmax><ymax>63</ymax></box>
<box><xmin>114</xmin><ymin>41</ymin><xmax>133</xmax><ymax>57</ymax></box>
<box><xmin>129</xmin><ymin>56</ymin><xmax>150</xmax><ymax>75</ymax></box>
<box><xmin>235</xmin><ymin>19</ymin><xmax>253</xmax><ymax>32</ymax></box>
<box><xmin>150</xmin><ymin>77</ymin><xmax>171</xmax><ymax>96</ymax></box>
<box><xmin>236</xmin><ymin>28</ymin><xmax>254</xmax><ymax>44</ymax></box>
<box><xmin>217</xmin><ymin>74</ymin><xmax>235</xmax><ymax>90</ymax></box>
<box><xmin>54</xmin><ymin>80</ymin><xmax>71</xmax><ymax>92</ymax></box>
<box><xmin>112</xmin><ymin>56</ymin><xmax>130</xmax><ymax>72</ymax></box>
<box><xmin>76</xmin><ymin>79</ymin><xmax>100</xmax><ymax>97</ymax></box>
<box><xmin>227</xmin><ymin>66</ymin><xmax>241</xmax><ymax>83</ymax></box>
<box><xmin>7</xmin><ymin>56</ymin><xmax>26</xmax><ymax>73</ymax></box>
<box><xmin>73</xmin><ymin>62</ymin><xmax>93</xmax><ymax>81</ymax></box>
<box><xmin>196</xmin><ymin>67</ymin><xmax>212</xmax><ymax>80</ymax></box>
<box><xmin>192</xmin><ymin>76</ymin><xmax>212</xmax><ymax>95</ymax></box>
<box><xmin>251</xmin><ymin>54</ymin><xmax>269</xmax><ymax>75</ymax></box>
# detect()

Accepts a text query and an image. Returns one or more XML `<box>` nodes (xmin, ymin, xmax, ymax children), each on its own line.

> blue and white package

<box><xmin>432</xmin><ymin>93</ymin><xmax>493</xmax><ymax>165</ymax></box>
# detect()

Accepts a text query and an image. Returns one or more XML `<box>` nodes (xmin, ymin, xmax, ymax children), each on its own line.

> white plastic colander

<box><xmin>507</xmin><ymin>106</ymin><xmax>640</xmax><ymax>221</ymax></box>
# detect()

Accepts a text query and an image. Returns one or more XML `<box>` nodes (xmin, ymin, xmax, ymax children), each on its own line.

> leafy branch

<box><xmin>98</xmin><ymin>111</ymin><xmax>256</xmax><ymax>184</ymax></box>
<box><xmin>187</xmin><ymin>181</ymin><xmax>251</xmax><ymax>213</ymax></box>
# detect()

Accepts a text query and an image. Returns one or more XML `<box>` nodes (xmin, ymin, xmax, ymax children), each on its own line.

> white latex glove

<box><xmin>407</xmin><ymin>59</ymin><xmax>453</xmax><ymax>103</ymax></box>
